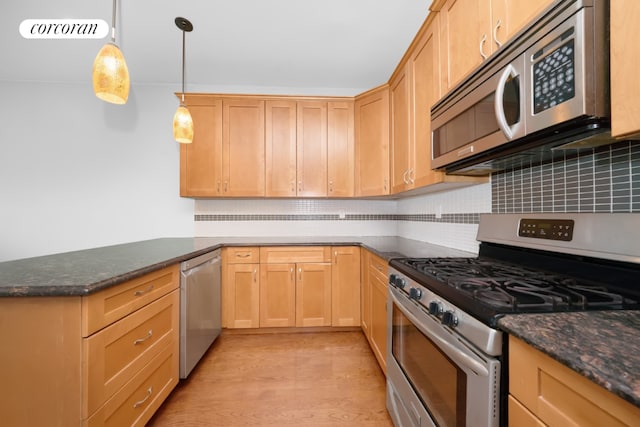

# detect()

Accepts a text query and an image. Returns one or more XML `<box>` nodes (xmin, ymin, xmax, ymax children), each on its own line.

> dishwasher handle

<box><xmin>181</xmin><ymin>249</ymin><xmax>221</xmax><ymax>272</ymax></box>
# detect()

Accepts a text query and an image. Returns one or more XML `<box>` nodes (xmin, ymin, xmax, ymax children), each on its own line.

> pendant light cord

<box><xmin>181</xmin><ymin>28</ymin><xmax>186</xmax><ymax>103</ymax></box>
<box><xmin>111</xmin><ymin>0</ymin><xmax>117</xmax><ymax>42</ymax></box>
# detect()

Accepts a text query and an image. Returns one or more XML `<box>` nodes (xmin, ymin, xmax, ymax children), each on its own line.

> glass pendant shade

<box><xmin>173</xmin><ymin>105</ymin><xmax>194</xmax><ymax>144</ymax></box>
<box><xmin>92</xmin><ymin>42</ymin><xmax>130</xmax><ymax>104</ymax></box>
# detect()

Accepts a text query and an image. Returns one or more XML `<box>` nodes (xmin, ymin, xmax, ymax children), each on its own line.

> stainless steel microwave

<box><xmin>431</xmin><ymin>0</ymin><xmax>610</xmax><ymax>176</ymax></box>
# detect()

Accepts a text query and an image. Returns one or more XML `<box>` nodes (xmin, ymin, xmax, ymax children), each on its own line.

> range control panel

<box><xmin>518</xmin><ymin>218</ymin><xmax>574</xmax><ymax>241</ymax></box>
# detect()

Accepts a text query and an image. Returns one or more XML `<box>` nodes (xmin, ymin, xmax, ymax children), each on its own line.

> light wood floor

<box><xmin>148</xmin><ymin>331</ymin><xmax>393</xmax><ymax>426</ymax></box>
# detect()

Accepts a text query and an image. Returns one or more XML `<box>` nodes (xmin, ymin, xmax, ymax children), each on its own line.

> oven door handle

<box><xmin>390</xmin><ymin>290</ymin><xmax>490</xmax><ymax>377</ymax></box>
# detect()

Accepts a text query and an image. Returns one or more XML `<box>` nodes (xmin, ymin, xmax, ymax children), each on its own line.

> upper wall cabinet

<box><xmin>182</xmin><ymin>95</ymin><xmax>354</xmax><ymax>199</ymax></box>
<box><xmin>610</xmin><ymin>0</ymin><xmax>640</xmax><ymax>139</ymax></box>
<box><xmin>223</xmin><ymin>98</ymin><xmax>266</xmax><ymax>197</ymax></box>
<box><xmin>265</xmin><ymin>99</ymin><xmax>355</xmax><ymax>198</ymax></box>
<box><xmin>355</xmin><ymin>85</ymin><xmax>390</xmax><ymax>197</ymax></box>
<box><xmin>265</xmin><ymin>100</ymin><xmax>298</xmax><ymax>197</ymax></box>
<box><xmin>434</xmin><ymin>0</ymin><xmax>554</xmax><ymax>93</ymax></box>
<box><xmin>297</xmin><ymin>101</ymin><xmax>328</xmax><ymax>197</ymax></box>
<box><xmin>327</xmin><ymin>101</ymin><xmax>355</xmax><ymax>197</ymax></box>
<box><xmin>180</xmin><ymin>95</ymin><xmax>223</xmax><ymax>197</ymax></box>
<box><xmin>390</xmin><ymin>12</ymin><xmax>487</xmax><ymax>195</ymax></box>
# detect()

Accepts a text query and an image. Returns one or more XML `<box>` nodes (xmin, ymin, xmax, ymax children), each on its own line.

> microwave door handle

<box><xmin>494</xmin><ymin>64</ymin><xmax>516</xmax><ymax>140</ymax></box>
<box><xmin>390</xmin><ymin>290</ymin><xmax>489</xmax><ymax>377</ymax></box>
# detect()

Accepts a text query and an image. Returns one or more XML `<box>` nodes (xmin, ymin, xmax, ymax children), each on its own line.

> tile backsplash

<box><xmin>194</xmin><ymin>184</ymin><xmax>492</xmax><ymax>254</ymax></box>
<box><xmin>492</xmin><ymin>141</ymin><xmax>640</xmax><ymax>213</ymax></box>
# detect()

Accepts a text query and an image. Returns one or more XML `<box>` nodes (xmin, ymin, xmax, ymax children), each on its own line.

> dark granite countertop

<box><xmin>498</xmin><ymin>311</ymin><xmax>640</xmax><ymax>408</ymax></box>
<box><xmin>0</xmin><ymin>236</ymin><xmax>472</xmax><ymax>297</ymax></box>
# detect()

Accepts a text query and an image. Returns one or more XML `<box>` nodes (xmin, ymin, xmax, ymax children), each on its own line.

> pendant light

<box><xmin>173</xmin><ymin>17</ymin><xmax>194</xmax><ymax>144</ymax></box>
<box><xmin>92</xmin><ymin>0</ymin><xmax>130</xmax><ymax>104</ymax></box>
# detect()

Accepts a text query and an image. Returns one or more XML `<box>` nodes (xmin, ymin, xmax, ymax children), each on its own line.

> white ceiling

<box><xmin>2</xmin><ymin>0</ymin><xmax>432</xmax><ymax>95</ymax></box>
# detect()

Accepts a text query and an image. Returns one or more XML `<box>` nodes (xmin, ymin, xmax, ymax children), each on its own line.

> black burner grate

<box><xmin>396</xmin><ymin>257</ymin><xmax>636</xmax><ymax>311</ymax></box>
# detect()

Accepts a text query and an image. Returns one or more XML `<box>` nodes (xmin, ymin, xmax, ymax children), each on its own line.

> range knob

<box><xmin>409</xmin><ymin>287</ymin><xmax>422</xmax><ymax>300</ymax></box>
<box><xmin>441</xmin><ymin>310</ymin><xmax>458</xmax><ymax>327</ymax></box>
<box><xmin>428</xmin><ymin>301</ymin><xmax>443</xmax><ymax>316</ymax></box>
<box><xmin>389</xmin><ymin>273</ymin><xmax>398</xmax><ymax>286</ymax></box>
<box><xmin>389</xmin><ymin>274</ymin><xmax>406</xmax><ymax>289</ymax></box>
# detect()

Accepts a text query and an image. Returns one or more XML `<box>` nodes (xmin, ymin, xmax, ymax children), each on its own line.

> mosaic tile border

<box><xmin>194</xmin><ymin>213</ymin><xmax>481</xmax><ymax>224</ymax></box>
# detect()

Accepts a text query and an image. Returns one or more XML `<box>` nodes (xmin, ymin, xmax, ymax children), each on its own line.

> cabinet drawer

<box><xmin>260</xmin><ymin>246</ymin><xmax>330</xmax><ymax>263</ymax></box>
<box><xmin>509</xmin><ymin>336</ymin><xmax>640</xmax><ymax>427</ymax></box>
<box><xmin>83</xmin><ymin>290</ymin><xmax>179</xmax><ymax>417</ymax></box>
<box><xmin>85</xmin><ymin>345</ymin><xmax>178</xmax><ymax>427</ymax></box>
<box><xmin>82</xmin><ymin>265</ymin><xmax>179</xmax><ymax>336</ymax></box>
<box><xmin>224</xmin><ymin>247</ymin><xmax>260</xmax><ymax>264</ymax></box>
<box><xmin>368</xmin><ymin>253</ymin><xmax>388</xmax><ymax>280</ymax></box>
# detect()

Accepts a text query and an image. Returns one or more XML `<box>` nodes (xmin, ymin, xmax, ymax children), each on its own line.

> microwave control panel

<box><xmin>532</xmin><ymin>28</ymin><xmax>576</xmax><ymax>114</ymax></box>
<box><xmin>518</xmin><ymin>218</ymin><xmax>574</xmax><ymax>241</ymax></box>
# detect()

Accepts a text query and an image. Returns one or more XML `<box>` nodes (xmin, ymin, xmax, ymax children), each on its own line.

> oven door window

<box><xmin>392</xmin><ymin>303</ymin><xmax>467</xmax><ymax>427</ymax></box>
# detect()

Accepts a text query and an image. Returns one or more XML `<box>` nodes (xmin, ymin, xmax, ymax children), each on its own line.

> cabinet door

<box><xmin>360</xmin><ymin>250</ymin><xmax>371</xmax><ymax>338</ymax></box>
<box><xmin>180</xmin><ymin>96</ymin><xmax>223</xmax><ymax>197</ymax></box>
<box><xmin>260</xmin><ymin>263</ymin><xmax>296</xmax><ymax>327</ymax></box>
<box><xmin>369</xmin><ymin>264</ymin><xmax>388</xmax><ymax>374</ymax></box>
<box><xmin>222</xmin><ymin>99</ymin><xmax>265</xmax><ymax>196</ymax></box>
<box><xmin>295</xmin><ymin>263</ymin><xmax>332</xmax><ymax>327</ymax></box>
<box><xmin>409</xmin><ymin>14</ymin><xmax>445</xmax><ymax>189</ymax></box>
<box><xmin>297</xmin><ymin>101</ymin><xmax>328</xmax><ymax>197</ymax></box>
<box><xmin>355</xmin><ymin>86</ymin><xmax>390</xmax><ymax>196</ymax></box>
<box><xmin>491</xmin><ymin>0</ymin><xmax>554</xmax><ymax>49</ymax></box>
<box><xmin>439</xmin><ymin>0</ymin><xmax>491</xmax><ymax>92</ymax></box>
<box><xmin>226</xmin><ymin>263</ymin><xmax>260</xmax><ymax>328</ymax></box>
<box><xmin>265</xmin><ymin>100</ymin><xmax>297</xmax><ymax>197</ymax></box>
<box><xmin>390</xmin><ymin>65</ymin><xmax>411</xmax><ymax>194</ymax></box>
<box><xmin>331</xmin><ymin>247</ymin><xmax>361</xmax><ymax>327</ymax></box>
<box><xmin>509</xmin><ymin>336</ymin><xmax>640</xmax><ymax>427</ymax></box>
<box><xmin>327</xmin><ymin>101</ymin><xmax>355</xmax><ymax>197</ymax></box>
<box><xmin>611</xmin><ymin>0</ymin><xmax>640</xmax><ymax>138</ymax></box>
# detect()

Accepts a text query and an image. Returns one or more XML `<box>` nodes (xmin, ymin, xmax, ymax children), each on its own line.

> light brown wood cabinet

<box><xmin>434</xmin><ymin>0</ymin><xmax>553</xmax><ymax>92</ymax></box>
<box><xmin>327</xmin><ymin>101</ymin><xmax>355</xmax><ymax>197</ymax></box>
<box><xmin>180</xmin><ymin>95</ymin><xmax>223</xmax><ymax>197</ymax></box>
<box><xmin>355</xmin><ymin>85</ymin><xmax>390</xmax><ymax>196</ymax></box>
<box><xmin>509</xmin><ymin>335</ymin><xmax>640</xmax><ymax>427</ymax></box>
<box><xmin>331</xmin><ymin>246</ymin><xmax>361</xmax><ymax>327</ymax></box>
<box><xmin>265</xmin><ymin>100</ymin><xmax>297</xmax><ymax>196</ymax></box>
<box><xmin>259</xmin><ymin>247</ymin><xmax>332</xmax><ymax>327</ymax></box>
<box><xmin>296</xmin><ymin>101</ymin><xmax>328</xmax><ymax>197</ymax></box>
<box><xmin>223</xmin><ymin>98</ymin><xmax>266</xmax><ymax>196</ymax></box>
<box><xmin>265</xmin><ymin>99</ymin><xmax>354</xmax><ymax>197</ymax></box>
<box><xmin>180</xmin><ymin>95</ymin><xmax>265</xmax><ymax>197</ymax></box>
<box><xmin>222</xmin><ymin>247</ymin><xmax>260</xmax><ymax>328</ymax></box>
<box><xmin>360</xmin><ymin>249</ymin><xmax>388</xmax><ymax>374</ymax></box>
<box><xmin>390</xmin><ymin>12</ymin><xmax>487</xmax><ymax>194</ymax></box>
<box><xmin>265</xmin><ymin>100</ymin><xmax>329</xmax><ymax>197</ymax></box>
<box><xmin>0</xmin><ymin>266</ymin><xmax>180</xmax><ymax>427</ymax></box>
<box><xmin>611</xmin><ymin>0</ymin><xmax>640</xmax><ymax>138</ymax></box>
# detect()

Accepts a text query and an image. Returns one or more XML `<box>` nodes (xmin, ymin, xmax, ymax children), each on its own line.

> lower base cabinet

<box><xmin>509</xmin><ymin>335</ymin><xmax>640</xmax><ymax>427</ymax></box>
<box><xmin>361</xmin><ymin>249</ymin><xmax>388</xmax><ymax>374</ymax></box>
<box><xmin>223</xmin><ymin>246</ymin><xmax>360</xmax><ymax>329</ymax></box>
<box><xmin>0</xmin><ymin>265</ymin><xmax>180</xmax><ymax>427</ymax></box>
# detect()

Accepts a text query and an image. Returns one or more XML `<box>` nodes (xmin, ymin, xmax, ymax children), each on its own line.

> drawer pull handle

<box><xmin>133</xmin><ymin>330</ymin><xmax>153</xmax><ymax>345</ymax></box>
<box><xmin>134</xmin><ymin>285</ymin><xmax>154</xmax><ymax>297</ymax></box>
<box><xmin>236</xmin><ymin>253</ymin><xmax>251</xmax><ymax>258</ymax></box>
<box><xmin>133</xmin><ymin>386</ymin><xmax>153</xmax><ymax>409</ymax></box>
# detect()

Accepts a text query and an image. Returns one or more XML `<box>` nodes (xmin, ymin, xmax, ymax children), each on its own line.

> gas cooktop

<box><xmin>393</xmin><ymin>257</ymin><xmax>638</xmax><ymax>312</ymax></box>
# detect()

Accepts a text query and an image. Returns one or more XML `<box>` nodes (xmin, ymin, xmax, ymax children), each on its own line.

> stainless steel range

<box><xmin>386</xmin><ymin>213</ymin><xmax>640</xmax><ymax>427</ymax></box>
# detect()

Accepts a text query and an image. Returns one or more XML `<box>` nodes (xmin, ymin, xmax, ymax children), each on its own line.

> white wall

<box><xmin>0</xmin><ymin>81</ymin><xmax>194</xmax><ymax>261</ymax></box>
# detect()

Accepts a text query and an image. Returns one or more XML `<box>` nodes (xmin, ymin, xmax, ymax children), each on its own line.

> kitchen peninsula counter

<box><xmin>498</xmin><ymin>311</ymin><xmax>640</xmax><ymax>408</ymax></box>
<box><xmin>0</xmin><ymin>236</ymin><xmax>472</xmax><ymax>297</ymax></box>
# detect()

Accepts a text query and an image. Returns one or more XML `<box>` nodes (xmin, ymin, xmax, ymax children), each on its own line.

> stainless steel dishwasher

<box><xmin>179</xmin><ymin>249</ymin><xmax>221</xmax><ymax>379</ymax></box>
